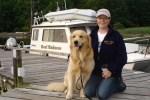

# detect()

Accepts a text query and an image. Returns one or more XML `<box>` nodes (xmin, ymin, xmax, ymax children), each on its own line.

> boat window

<box><xmin>42</xmin><ymin>29</ymin><xmax>67</xmax><ymax>43</ymax></box>
<box><xmin>53</xmin><ymin>29</ymin><xmax>67</xmax><ymax>43</ymax></box>
<box><xmin>43</xmin><ymin>29</ymin><xmax>54</xmax><ymax>42</ymax></box>
<box><xmin>32</xmin><ymin>29</ymin><xmax>39</xmax><ymax>41</ymax></box>
<box><xmin>49</xmin><ymin>30</ymin><xmax>54</xmax><ymax>41</ymax></box>
<box><xmin>70</xmin><ymin>27</ymin><xmax>86</xmax><ymax>33</ymax></box>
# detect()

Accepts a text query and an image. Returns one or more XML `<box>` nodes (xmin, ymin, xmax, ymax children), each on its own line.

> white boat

<box><xmin>44</xmin><ymin>9</ymin><xmax>96</xmax><ymax>22</ymax></box>
<box><xmin>124</xmin><ymin>37</ymin><xmax>150</xmax><ymax>72</ymax></box>
<box><xmin>30</xmin><ymin>20</ymin><xmax>97</xmax><ymax>57</ymax></box>
<box><xmin>30</xmin><ymin>9</ymin><xmax>150</xmax><ymax>72</ymax></box>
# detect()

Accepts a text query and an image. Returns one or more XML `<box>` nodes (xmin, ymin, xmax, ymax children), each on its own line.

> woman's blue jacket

<box><xmin>90</xmin><ymin>26</ymin><xmax>127</xmax><ymax>78</ymax></box>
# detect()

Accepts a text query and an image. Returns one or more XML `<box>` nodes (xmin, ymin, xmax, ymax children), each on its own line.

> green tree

<box><xmin>0</xmin><ymin>0</ymin><xmax>16</xmax><ymax>32</ymax></box>
<box><xmin>0</xmin><ymin>0</ymin><xmax>150</xmax><ymax>32</ymax></box>
<box><xmin>13</xmin><ymin>0</ymin><xmax>30</xmax><ymax>31</ymax></box>
<box><xmin>127</xmin><ymin>0</ymin><xmax>150</xmax><ymax>26</ymax></box>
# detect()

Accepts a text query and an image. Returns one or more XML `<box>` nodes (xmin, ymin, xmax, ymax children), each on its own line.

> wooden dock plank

<box><xmin>0</xmin><ymin>50</ymin><xmax>150</xmax><ymax>100</ymax></box>
<box><xmin>108</xmin><ymin>93</ymin><xmax>150</xmax><ymax>100</ymax></box>
<box><xmin>1</xmin><ymin>88</ymin><xmax>88</xmax><ymax>100</ymax></box>
<box><xmin>0</xmin><ymin>97</ymin><xmax>25</xmax><ymax>100</ymax></box>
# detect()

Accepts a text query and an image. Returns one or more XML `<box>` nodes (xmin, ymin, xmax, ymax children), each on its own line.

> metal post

<box><xmin>30</xmin><ymin>0</ymin><xmax>33</xmax><ymax>34</ymax></box>
<box><xmin>0</xmin><ymin>86</ymin><xmax>1</xmax><ymax>95</ymax></box>
<box><xmin>144</xmin><ymin>39</ymin><xmax>150</xmax><ymax>57</ymax></box>
<box><xmin>13</xmin><ymin>49</ymin><xmax>23</xmax><ymax>87</ymax></box>
<box><xmin>64</xmin><ymin>0</ymin><xmax>67</xmax><ymax>10</ymax></box>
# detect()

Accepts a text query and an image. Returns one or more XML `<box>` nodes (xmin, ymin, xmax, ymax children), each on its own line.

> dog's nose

<box><xmin>74</xmin><ymin>40</ymin><xmax>78</xmax><ymax>45</ymax></box>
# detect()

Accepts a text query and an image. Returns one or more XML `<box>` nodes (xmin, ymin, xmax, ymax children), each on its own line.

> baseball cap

<box><xmin>96</xmin><ymin>8</ymin><xmax>111</xmax><ymax>18</ymax></box>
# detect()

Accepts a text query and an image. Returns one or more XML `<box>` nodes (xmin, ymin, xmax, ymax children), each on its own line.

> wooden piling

<box><xmin>13</xmin><ymin>49</ymin><xmax>23</xmax><ymax>87</ymax></box>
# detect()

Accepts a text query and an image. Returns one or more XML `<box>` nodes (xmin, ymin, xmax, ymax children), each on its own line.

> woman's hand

<box><xmin>102</xmin><ymin>69</ymin><xmax>112</xmax><ymax>78</ymax></box>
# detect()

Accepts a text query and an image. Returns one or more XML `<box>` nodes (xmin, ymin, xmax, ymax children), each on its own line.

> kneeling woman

<box><xmin>84</xmin><ymin>8</ymin><xmax>127</xmax><ymax>100</ymax></box>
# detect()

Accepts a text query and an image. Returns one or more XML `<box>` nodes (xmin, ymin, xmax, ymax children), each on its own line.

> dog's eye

<box><xmin>80</xmin><ymin>36</ymin><xmax>83</xmax><ymax>38</ymax></box>
<box><xmin>73</xmin><ymin>36</ymin><xmax>75</xmax><ymax>38</ymax></box>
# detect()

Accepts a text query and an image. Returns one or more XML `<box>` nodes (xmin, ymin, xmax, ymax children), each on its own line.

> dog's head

<box><xmin>70</xmin><ymin>30</ymin><xmax>91</xmax><ymax>50</ymax></box>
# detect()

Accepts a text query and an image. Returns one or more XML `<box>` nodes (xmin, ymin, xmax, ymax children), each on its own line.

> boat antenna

<box><xmin>63</xmin><ymin>0</ymin><xmax>67</xmax><ymax>10</ymax></box>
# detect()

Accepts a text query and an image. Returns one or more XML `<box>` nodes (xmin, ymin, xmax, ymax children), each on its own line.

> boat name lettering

<box><xmin>41</xmin><ymin>45</ymin><xmax>61</xmax><ymax>50</ymax></box>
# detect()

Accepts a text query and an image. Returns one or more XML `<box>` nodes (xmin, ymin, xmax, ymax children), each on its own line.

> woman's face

<box><xmin>96</xmin><ymin>15</ymin><xmax>111</xmax><ymax>29</ymax></box>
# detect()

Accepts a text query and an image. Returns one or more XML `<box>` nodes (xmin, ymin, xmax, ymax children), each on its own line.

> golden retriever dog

<box><xmin>46</xmin><ymin>30</ymin><xmax>94</xmax><ymax>99</ymax></box>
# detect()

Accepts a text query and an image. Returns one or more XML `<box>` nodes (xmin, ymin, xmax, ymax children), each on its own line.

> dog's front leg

<box><xmin>66</xmin><ymin>71</ymin><xmax>74</xmax><ymax>99</ymax></box>
<box><xmin>80</xmin><ymin>88</ymin><xmax>86</xmax><ymax>98</ymax></box>
<box><xmin>80</xmin><ymin>73</ymin><xmax>91</xmax><ymax>98</ymax></box>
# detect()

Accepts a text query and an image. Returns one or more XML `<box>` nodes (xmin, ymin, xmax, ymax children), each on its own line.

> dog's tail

<box><xmin>45</xmin><ymin>82</ymin><xmax>67</xmax><ymax>92</ymax></box>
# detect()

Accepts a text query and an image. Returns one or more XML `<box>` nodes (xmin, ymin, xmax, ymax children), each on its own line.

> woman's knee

<box><xmin>84</xmin><ymin>85</ymin><xmax>96</xmax><ymax>97</ymax></box>
<box><xmin>96</xmin><ymin>77</ymin><xmax>119</xmax><ymax>100</ymax></box>
<box><xmin>84</xmin><ymin>75</ymin><xmax>100</xmax><ymax>97</ymax></box>
<box><xmin>97</xmin><ymin>91</ymin><xmax>109</xmax><ymax>100</ymax></box>
<box><xmin>84</xmin><ymin>89</ymin><xmax>94</xmax><ymax>97</ymax></box>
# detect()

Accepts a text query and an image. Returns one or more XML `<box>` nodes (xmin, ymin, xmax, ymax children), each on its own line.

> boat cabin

<box><xmin>30</xmin><ymin>20</ymin><xmax>97</xmax><ymax>58</ymax></box>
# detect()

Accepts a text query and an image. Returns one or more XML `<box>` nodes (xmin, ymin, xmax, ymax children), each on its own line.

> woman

<box><xmin>84</xmin><ymin>8</ymin><xmax>127</xmax><ymax>100</ymax></box>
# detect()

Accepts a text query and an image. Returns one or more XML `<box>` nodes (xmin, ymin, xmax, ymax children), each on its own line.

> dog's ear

<box><xmin>70</xmin><ymin>34</ymin><xmax>72</xmax><ymax>43</ymax></box>
<box><xmin>87</xmin><ymin>35</ymin><xmax>92</xmax><ymax>48</ymax></box>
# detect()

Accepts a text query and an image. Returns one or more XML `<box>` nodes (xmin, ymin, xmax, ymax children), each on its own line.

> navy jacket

<box><xmin>90</xmin><ymin>26</ymin><xmax>127</xmax><ymax>78</ymax></box>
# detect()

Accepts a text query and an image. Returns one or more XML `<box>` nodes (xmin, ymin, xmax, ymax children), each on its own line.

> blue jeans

<box><xmin>84</xmin><ymin>74</ymin><xmax>121</xmax><ymax>100</ymax></box>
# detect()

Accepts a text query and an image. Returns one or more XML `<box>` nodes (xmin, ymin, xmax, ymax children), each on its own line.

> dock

<box><xmin>0</xmin><ymin>49</ymin><xmax>150</xmax><ymax>100</ymax></box>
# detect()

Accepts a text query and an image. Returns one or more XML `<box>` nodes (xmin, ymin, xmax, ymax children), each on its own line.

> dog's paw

<box><xmin>80</xmin><ymin>89</ymin><xmax>86</xmax><ymax>98</ymax></box>
<box><xmin>66</xmin><ymin>94</ymin><xmax>72</xmax><ymax>100</ymax></box>
<box><xmin>80</xmin><ymin>94</ymin><xmax>86</xmax><ymax>98</ymax></box>
<box><xmin>64</xmin><ymin>89</ymin><xmax>68</xmax><ymax>94</ymax></box>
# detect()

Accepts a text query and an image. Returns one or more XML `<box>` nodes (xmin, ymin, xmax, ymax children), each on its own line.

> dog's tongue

<box><xmin>75</xmin><ymin>46</ymin><xmax>79</xmax><ymax>50</ymax></box>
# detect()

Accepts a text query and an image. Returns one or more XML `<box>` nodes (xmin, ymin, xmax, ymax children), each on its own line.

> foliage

<box><xmin>0</xmin><ymin>0</ymin><xmax>150</xmax><ymax>32</ymax></box>
<box><xmin>113</xmin><ymin>22</ymin><xmax>124</xmax><ymax>30</ymax></box>
<box><xmin>118</xmin><ymin>27</ymin><xmax>150</xmax><ymax>34</ymax></box>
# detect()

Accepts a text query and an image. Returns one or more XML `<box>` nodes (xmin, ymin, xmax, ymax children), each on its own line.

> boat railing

<box><xmin>134</xmin><ymin>38</ymin><xmax>150</xmax><ymax>57</ymax></box>
<box><xmin>124</xmin><ymin>37</ymin><xmax>150</xmax><ymax>57</ymax></box>
<box><xmin>33</xmin><ymin>16</ymin><xmax>45</xmax><ymax>25</ymax></box>
<box><xmin>124</xmin><ymin>36</ymin><xmax>150</xmax><ymax>41</ymax></box>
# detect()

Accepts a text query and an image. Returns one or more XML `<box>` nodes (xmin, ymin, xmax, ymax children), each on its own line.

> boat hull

<box><xmin>124</xmin><ymin>60</ymin><xmax>150</xmax><ymax>73</ymax></box>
